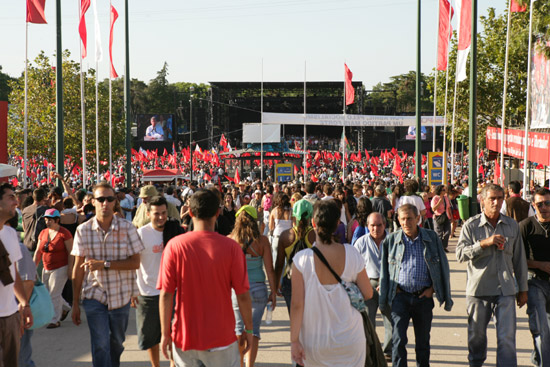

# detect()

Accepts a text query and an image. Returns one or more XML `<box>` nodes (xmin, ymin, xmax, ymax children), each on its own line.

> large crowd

<box><xmin>1</xmin><ymin>149</ymin><xmax>549</xmax><ymax>367</ymax></box>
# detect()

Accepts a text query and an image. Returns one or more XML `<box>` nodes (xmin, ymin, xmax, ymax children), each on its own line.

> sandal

<box><xmin>46</xmin><ymin>322</ymin><xmax>61</xmax><ymax>329</ymax></box>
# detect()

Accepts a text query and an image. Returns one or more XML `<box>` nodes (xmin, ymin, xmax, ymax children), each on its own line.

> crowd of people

<box><xmin>0</xmin><ymin>156</ymin><xmax>549</xmax><ymax>367</ymax></box>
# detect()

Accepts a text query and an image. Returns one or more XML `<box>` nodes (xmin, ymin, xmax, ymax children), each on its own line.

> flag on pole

<box><xmin>109</xmin><ymin>4</ymin><xmax>119</xmax><ymax>78</ymax></box>
<box><xmin>437</xmin><ymin>0</ymin><xmax>454</xmax><ymax>71</ymax></box>
<box><xmin>340</xmin><ymin>130</ymin><xmax>350</xmax><ymax>152</ymax></box>
<box><xmin>456</xmin><ymin>0</ymin><xmax>472</xmax><ymax>82</ymax></box>
<box><xmin>344</xmin><ymin>64</ymin><xmax>355</xmax><ymax>105</ymax></box>
<box><xmin>79</xmin><ymin>0</ymin><xmax>91</xmax><ymax>58</ymax></box>
<box><xmin>27</xmin><ymin>0</ymin><xmax>47</xmax><ymax>24</ymax></box>
<box><xmin>510</xmin><ymin>0</ymin><xmax>527</xmax><ymax>12</ymax></box>
<box><xmin>92</xmin><ymin>0</ymin><xmax>103</xmax><ymax>62</ymax></box>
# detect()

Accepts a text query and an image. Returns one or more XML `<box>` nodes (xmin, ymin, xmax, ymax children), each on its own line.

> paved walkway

<box><xmin>31</xmin><ymin>235</ymin><xmax>535</xmax><ymax>366</ymax></box>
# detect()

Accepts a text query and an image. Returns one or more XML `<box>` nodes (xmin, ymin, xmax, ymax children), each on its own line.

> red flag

<box><xmin>494</xmin><ymin>162</ymin><xmax>501</xmax><ymax>183</ymax></box>
<box><xmin>294</xmin><ymin>165</ymin><xmax>298</xmax><ymax>176</ymax></box>
<box><xmin>421</xmin><ymin>169</ymin><xmax>426</xmax><ymax>179</ymax></box>
<box><xmin>224</xmin><ymin>175</ymin><xmax>234</xmax><ymax>183</ymax></box>
<box><xmin>204</xmin><ymin>173</ymin><xmax>211</xmax><ymax>181</ymax></box>
<box><xmin>437</xmin><ymin>0</ymin><xmax>454</xmax><ymax>71</ymax></box>
<box><xmin>365</xmin><ymin>149</ymin><xmax>370</xmax><ymax>161</ymax></box>
<box><xmin>371</xmin><ymin>165</ymin><xmax>379</xmax><ymax>177</ymax></box>
<box><xmin>344</xmin><ymin>64</ymin><xmax>355</xmax><ymax>105</ymax></box>
<box><xmin>27</xmin><ymin>0</ymin><xmax>47</xmax><ymax>24</ymax></box>
<box><xmin>220</xmin><ymin>134</ymin><xmax>228</xmax><ymax>149</ymax></box>
<box><xmin>392</xmin><ymin>155</ymin><xmax>402</xmax><ymax>177</ymax></box>
<box><xmin>478</xmin><ymin>164</ymin><xmax>485</xmax><ymax>179</ymax></box>
<box><xmin>109</xmin><ymin>5</ymin><xmax>119</xmax><ymax>78</ymax></box>
<box><xmin>510</xmin><ymin>0</ymin><xmax>527</xmax><ymax>12</ymax></box>
<box><xmin>456</xmin><ymin>0</ymin><xmax>472</xmax><ymax>82</ymax></box>
<box><xmin>79</xmin><ymin>0</ymin><xmax>91</xmax><ymax>58</ymax></box>
<box><xmin>311</xmin><ymin>175</ymin><xmax>318</xmax><ymax>183</ymax></box>
<box><xmin>234</xmin><ymin>168</ymin><xmax>241</xmax><ymax>184</ymax></box>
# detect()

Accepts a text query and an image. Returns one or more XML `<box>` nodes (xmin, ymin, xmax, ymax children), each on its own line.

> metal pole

<box><xmin>415</xmin><ymin>0</ymin><xmax>422</xmax><ymax>179</ymax></box>
<box><xmin>190</xmin><ymin>86</ymin><xmax>194</xmax><ymax>181</ymax></box>
<box><xmin>23</xmin><ymin>21</ymin><xmax>28</xmax><ymax>188</ymax></box>
<box><xmin>55</xmin><ymin>0</ymin><xmax>64</xmax><ymax>186</ymax></box>
<box><xmin>468</xmin><ymin>0</ymin><xmax>478</xmax><ymax>216</ymax></box>
<box><xmin>342</xmin><ymin>65</ymin><xmax>346</xmax><ymax>183</ymax></box>
<box><xmin>80</xmin><ymin>49</ymin><xmax>87</xmax><ymax>188</ymax></box>
<box><xmin>522</xmin><ymin>0</ymin><xmax>535</xmax><ymax>199</ymax></box>
<box><xmin>500</xmin><ymin>0</ymin><xmax>513</xmax><ymax>186</ymax></box>
<box><xmin>95</xmin><ymin>60</ymin><xmax>99</xmax><ymax>183</ymax></box>
<box><xmin>260</xmin><ymin>59</ymin><xmax>264</xmax><ymax>182</ymax></box>
<box><xmin>432</xmin><ymin>0</ymin><xmax>440</xmax><ymax>153</ymax></box>
<box><xmin>303</xmin><ymin>61</ymin><xmax>307</xmax><ymax>181</ymax></box>
<box><xmin>442</xmin><ymin>1</ymin><xmax>452</xmax><ymax>183</ymax></box>
<box><xmin>124</xmin><ymin>0</ymin><xmax>131</xmax><ymax>189</ymax></box>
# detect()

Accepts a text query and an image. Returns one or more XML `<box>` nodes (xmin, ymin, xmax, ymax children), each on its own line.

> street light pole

<box><xmin>468</xmin><ymin>0</ymin><xmax>478</xmax><ymax>216</ymax></box>
<box><xmin>189</xmin><ymin>86</ymin><xmax>194</xmax><ymax>181</ymax></box>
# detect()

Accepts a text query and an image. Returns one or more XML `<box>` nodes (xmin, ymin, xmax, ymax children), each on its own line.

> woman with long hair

<box><xmin>269</xmin><ymin>192</ymin><xmax>293</xmax><ymax>265</ymax></box>
<box><xmin>222</xmin><ymin>192</ymin><xmax>237</xmax><ymax>231</ymax></box>
<box><xmin>290</xmin><ymin>200</ymin><xmax>373</xmax><ymax>366</ymax></box>
<box><xmin>334</xmin><ymin>188</ymin><xmax>351</xmax><ymax>227</ymax></box>
<box><xmin>229</xmin><ymin>205</ymin><xmax>277</xmax><ymax>367</ymax></box>
<box><xmin>348</xmin><ymin>197</ymin><xmax>373</xmax><ymax>245</ymax></box>
<box><xmin>274</xmin><ymin>199</ymin><xmax>317</xmax><ymax>313</ymax></box>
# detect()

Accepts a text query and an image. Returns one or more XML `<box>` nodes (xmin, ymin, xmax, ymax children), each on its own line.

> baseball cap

<box><xmin>44</xmin><ymin>209</ymin><xmax>60</xmax><ymax>218</ymax></box>
<box><xmin>254</xmin><ymin>190</ymin><xmax>262</xmax><ymax>195</ymax></box>
<box><xmin>292</xmin><ymin>199</ymin><xmax>313</xmax><ymax>221</ymax></box>
<box><xmin>235</xmin><ymin>205</ymin><xmax>257</xmax><ymax>220</ymax></box>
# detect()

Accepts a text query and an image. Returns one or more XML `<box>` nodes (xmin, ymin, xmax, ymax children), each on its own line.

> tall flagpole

<box><xmin>342</xmin><ymin>64</ymin><xmax>346</xmax><ymax>183</ymax></box>
<box><xmin>95</xmin><ymin>60</ymin><xmax>99</xmax><ymax>183</ymax></box>
<box><xmin>108</xmin><ymin>0</ymin><xmax>113</xmax><ymax>185</ymax></box>
<box><xmin>450</xmin><ymin>76</ymin><xmax>458</xmax><ymax>184</ymax></box>
<box><xmin>442</xmin><ymin>1</ymin><xmax>452</xmax><ymax>183</ymax></box>
<box><xmin>432</xmin><ymin>0</ymin><xmax>440</xmax><ymax>153</ymax></box>
<box><xmin>79</xmin><ymin>0</ymin><xmax>87</xmax><ymax>187</ymax></box>
<box><xmin>500</xmin><ymin>0</ymin><xmax>513</xmax><ymax>186</ymax></box>
<box><xmin>55</xmin><ymin>0</ymin><xmax>64</xmax><ymax>186</ymax></box>
<box><xmin>23</xmin><ymin>21</ymin><xmax>29</xmax><ymax>188</ymax></box>
<box><xmin>522</xmin><ymin>0</ymin><xmax>535</xmax><ymax>199</ymax></box>
<box><xmin>260</xmin><ymin>59</ymin><xmax>264</xmax><ymax>182</ymax></box>
<box><xmin>124</xmin><ymin>0</ymin><xmax>131</xmax><ymax>189</ymax></box>
<box><xmin>303</xmin><ymin>61</ymin><xmax>307</xmax><ymax>181</ymax></box>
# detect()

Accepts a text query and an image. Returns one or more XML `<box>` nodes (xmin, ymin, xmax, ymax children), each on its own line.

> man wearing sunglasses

<box><xmin>520</xmin><ymin>188</ymin><xmax>550</xmax><ymax>367</ymax></box>
<box><xmin>71</xmin><ymin>182</ymin><xmax>144</xmax><ymax>367</ymax></box>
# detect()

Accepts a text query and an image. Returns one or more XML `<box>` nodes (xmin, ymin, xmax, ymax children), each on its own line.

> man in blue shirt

<box><xmin>380</xmin><ymin>203</ymin><xmax>453</xmax><ymax>367</ymax></box>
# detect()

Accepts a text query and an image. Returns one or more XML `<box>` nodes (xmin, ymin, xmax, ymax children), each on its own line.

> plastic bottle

<box><xmin>265</xmin><ymin>302</ymin><xmax>273</xmax><ymax>324</ymax></box>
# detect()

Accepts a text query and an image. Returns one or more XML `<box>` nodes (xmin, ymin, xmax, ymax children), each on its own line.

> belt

<box><xmin>396</xmin><ymin>285</ymin><xmax>429</xmax><ymax>297</ymax></box>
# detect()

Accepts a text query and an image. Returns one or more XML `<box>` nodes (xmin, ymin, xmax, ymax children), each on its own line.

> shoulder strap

<box><xmin>311</xmin><ymin>246</ymin><xmax>342</xmax><ymax>283</ymax></box>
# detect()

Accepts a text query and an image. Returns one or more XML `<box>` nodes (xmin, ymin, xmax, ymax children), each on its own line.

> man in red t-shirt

<box><xmin>158</xmin><ymin>189</ymin><xmax>253</xmax><ymax>367</ymax></box>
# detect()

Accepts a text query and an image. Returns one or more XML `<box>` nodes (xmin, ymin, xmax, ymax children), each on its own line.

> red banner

<box><xmin>486</xmin><ymin>127</ymin><xmax>550</xmax><ymax>166</ymax></box>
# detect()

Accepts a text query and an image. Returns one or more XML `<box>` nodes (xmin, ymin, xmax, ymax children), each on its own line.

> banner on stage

<box><xmin>486</xmin><ymin>127</ymin><xmax>550</xmax><ymax>166</ymax></box>
<box><xmin>243</xmin><ymin>123</ymin><xmax>280</xmax><ymax>143</ymax></box>
<box><xmin>530</xmin><ymin>41</ymin><xmax>550</xmax><ymax>129</ymax></box>
<box><xmin>262</xmin><ymin>113</ymin><xmax>445</xmax><ymax>127</ymax></box>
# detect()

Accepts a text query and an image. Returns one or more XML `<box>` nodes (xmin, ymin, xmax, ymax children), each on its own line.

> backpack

<box><xmin>284</xmin><ymin>228</ymin><xmax>312</xmax><ymax>279</ymax></box>
<box><xmin>22</xmin><ymin>205</ymin><xmax>48</xmax><ymax>251</ymax></box>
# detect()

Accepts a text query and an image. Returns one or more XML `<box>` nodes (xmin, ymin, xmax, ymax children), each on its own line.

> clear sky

<box><xmin>1</xmin><ymin>0</ymin><xmax>506</xmax><ymax>90</ymax></box>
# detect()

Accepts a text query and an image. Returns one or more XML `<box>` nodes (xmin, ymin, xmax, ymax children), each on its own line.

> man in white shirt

<box><xmin>395</xmin><ymin>180</ymin><xmax>426</xmax><ymax>226</ymax></box>
<box><xmin>117</xmin><ymin>189</ymin><xmax>134</xmax><ymax>221</ymax></box>
<box><xmin>0</xmin><ymin>183</ymin><xmax>33</xmax><ymax>366</ymax></box>
<box><xmin>133</xmin><ymin>196</ymin><xmax>170</xmax><ymax>367</ymax></box>
<box><xmin>354</xmin><ymin>212</ymin><xmax>392</xmax><ymax>359</ymax></box>
<box><xmin>145</xmin><ymin>116</ymin><xmax>164</xmax><ymax>140</ymax></box>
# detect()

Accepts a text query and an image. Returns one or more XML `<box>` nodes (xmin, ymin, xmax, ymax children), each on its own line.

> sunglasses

<box><xmin>43</xmin><ymin>240</ymin><xmax>50</xmax><ymax>253</ymax></box>
<box><xmin>535</xmin><ymin>200</ymin><xmax>550</xmax><ymax>209</ymax></box>
<box><xmin>94</xmin><ymin>196</ymin><xmax>116</xmax><ymax>203</ymax></box>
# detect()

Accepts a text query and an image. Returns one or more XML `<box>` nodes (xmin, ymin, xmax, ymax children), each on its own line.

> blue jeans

<box><xmin>19</xmin><ymin>329</ymin><xmax>35</xmax><ymax>367</ymax></box>
<box><xmin>466</xmin><ymin>295</ymin><xmax>517</xmax><ymax>367</ymax></box>
<box><xmin>391</xmin><ymin>291</ymin><xmax>434</xmax><ymax>367</ymax></box>
<box><xmin>527</xmin><ymin>278</ymin><xmax>550</xmax><ymax>367</ymax></box>
<box><xmin>82</xmin><ymin>299</ymin><xmax>130</xmax><ymax>367</ymax></box>
<box><xmin>281</xmin><ymin>276</ymin><xmax>292</xmax><ymax>314</ymax></box>
<box><xmin>233</xmin><ymin>282</ymin><xmax>268</xmax><ymax>338</ymax></box>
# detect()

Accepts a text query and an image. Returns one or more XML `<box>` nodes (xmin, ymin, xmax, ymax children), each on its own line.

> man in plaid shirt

<box><xmin>71</xmin><ymin>182</ymin><xmax>144</xmax><ymax>367</ymax></box>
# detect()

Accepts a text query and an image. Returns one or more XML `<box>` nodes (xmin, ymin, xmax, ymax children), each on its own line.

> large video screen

<box><xmin>137</xmin><ymin>114</ymin><xmax>174</xmax><ymax>142</ymax></box>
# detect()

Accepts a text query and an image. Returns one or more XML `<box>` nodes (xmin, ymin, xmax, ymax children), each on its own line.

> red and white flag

<box><xmin>344</xmin><ymin>64</ymin><xmax>355</xmax><ymax>106</ymax></box>
<box><xmin>109</xmin><ymin>4</ymin><xmax>119</xmax><ymax>78</ymax></box>
<box><xmin>27</xmin><ymin>0</ymin><xmax>47</xmax><ymax>24</ymax></box>
<box><xmin>510</xmin><ymin>0</ymin><xmax>527</xmax><ymax>12</ymax></box>
<box><xmin>437</xmin><ymin>0</ymin><xmax>454</xmax><ymax>71</ymax></box>
<box><xmin>79</xmin><ymin>0</ymin><xmax>91</xmax><ymax>58</ymax></box>
<box><xmin>456</xmin><ymin>0</ymin><xmax>472</xmax><ymax>82</ymax></box>
<box><xmin>92</xmin><ymin>0</ymin><xmax>103</xmax><ymax>62</ymax></box>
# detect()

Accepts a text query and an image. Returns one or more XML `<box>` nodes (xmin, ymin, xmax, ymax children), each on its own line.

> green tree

<box><xmin>8</xmin><ymin>51</ymin><xmax>126</xmax><ymax>169</ymax></box>
<box><xmin>369</xmin><ymin>71</ymin><xmax>433</xmax><ymax>114</ymax></box>
<box><xmin>431</xmin><ymin>2</ymin><xmax>550</xmax><ymax>149</ymax></box>
<box><xmin>0</xmin><ymin>66</ymin><xmax>14</xmax><ymax>102</ymax></box>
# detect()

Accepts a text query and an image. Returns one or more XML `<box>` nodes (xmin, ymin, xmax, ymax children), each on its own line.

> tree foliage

<box><xmin>0</xmin><ymin>66</ymin><xmax>14</xmax><ymax>102</ymax></box>
<box><xmin>430</xmin><ymin>2</ymin><xmax>550</xmax><ymax>148</ymax></box>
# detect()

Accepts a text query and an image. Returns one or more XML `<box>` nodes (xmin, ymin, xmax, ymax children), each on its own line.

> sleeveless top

<box><xmin>245</xmin><ymin>244</ymin><xmax>266</xmax><ymax>283</ymax></box>
<box><xmin>284</xmin><ymin>227</ymin><xmax>314</xmax><ymax>277</ymax></box>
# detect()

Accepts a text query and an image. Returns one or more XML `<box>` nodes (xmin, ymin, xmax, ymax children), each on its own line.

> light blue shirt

<box><xmin>354</xmin><ymin>233</ymin><xmax>383</xmax><ymax>279</ymax></box>
<box><xmin>398</xmin><ymin>231</ymin><xmax>432</xmax><ymax>293</ymax></box>
<box><xmin>120</xmin><ymin>196</ymin><xmax>134</xmax><ymax>221</ymax></box>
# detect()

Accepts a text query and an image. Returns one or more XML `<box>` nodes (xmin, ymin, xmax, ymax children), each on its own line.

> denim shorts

<box><xmin>232</xmin><ymin>282</ymin><xmax>268</xmax><ymax>338</ymax></box>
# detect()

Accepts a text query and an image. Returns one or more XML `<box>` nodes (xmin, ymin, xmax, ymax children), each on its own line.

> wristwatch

<box><xmin>104</xmin><ymin>261</ymin><xmax>111</xmax><ymax>270</ymax></box>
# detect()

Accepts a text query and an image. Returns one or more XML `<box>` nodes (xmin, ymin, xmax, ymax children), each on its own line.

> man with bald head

<box><xmin>354</xmin><ymin>211</ymin><xmax>392</xmax><ymax>359</ymax></box>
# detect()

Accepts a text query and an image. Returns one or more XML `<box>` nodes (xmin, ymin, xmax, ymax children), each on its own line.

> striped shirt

<box><xmin>398</xmin><ymin>231</ymin><xmax>432</xmax><ymax>293</ymax></box>
<box><xmin>72</xmin><ymin>215</ymin><xmax>144</xmax><ymax>310</ymax></box>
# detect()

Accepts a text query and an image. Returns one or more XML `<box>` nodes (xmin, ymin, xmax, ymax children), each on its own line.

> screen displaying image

<box><xmin>137</xmin><ymin>114</ymin><xmax>174</xmax><ymax>142</ymax></box>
